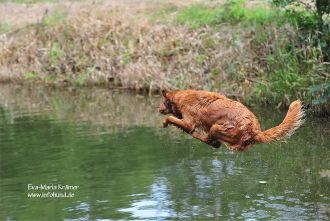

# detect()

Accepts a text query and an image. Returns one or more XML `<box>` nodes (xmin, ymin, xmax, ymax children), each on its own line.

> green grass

<box><xmin>177</xmin><ymin>5</ymin><xmax>222</xmax><ymax>29</ymax></box>
<box><xmin>75</xmin><ymin>65</ymin><xmax>95</xmax><ymax>86</ymax></box>
<box><xmin>215</xmin><ymin>0</ymin><xmax>281</xmax><ymax>25</ymax></box>
<box><xmin>176</xmin><ymin>0</ymin><xmax>283</xmax><ymax>28</ymax></box>
<box><xmin>50</xmin><ymin>42</ymin><xmax>65</xmax><ymax>65</ymax></box>
<box><xmin>0</xmin><ymin>22</ymin><xmax>13</xmax><ymax>34</ymax></box>
<box><xmin>24</xmin><ymin>71</ymin><xmax>38</xmax><ymax>79</ymax></box>
<box><xmin>43</xmin><ymin>11</ymin><xmax>68</xmax><ymax>26</ymax></box>
<box><xmin>176</xmin><ymin>0</ymin><xmax>320</xmax><ymax>28</ymax></box>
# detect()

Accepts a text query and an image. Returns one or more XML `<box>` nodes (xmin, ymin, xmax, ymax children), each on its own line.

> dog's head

<box><xmin>159</xmin><ymin>90</ymin><xmax>173</xmax><ymax>115</ymax></box>
<box><xmin>158</xmin><ymin>90</ymin><xmax>182</xmax><ymax>118</ymax></box>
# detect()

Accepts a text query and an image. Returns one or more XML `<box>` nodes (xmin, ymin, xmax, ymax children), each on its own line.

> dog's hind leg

<box><xmin>191</xmin><ymin>131</ymin><xmax>222</xmax><ymax>148</ymax></box>
<box><xmin>163</xmin><ymin>116</ymin><xmax>195</xmax><ymax>134</ymax></box>
<box><xmin>207</xmin><ymin>124</ymin><xmax>239</xmax><ymax>147</ymax></box>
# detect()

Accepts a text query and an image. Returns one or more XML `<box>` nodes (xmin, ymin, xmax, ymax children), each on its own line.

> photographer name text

<box><xmin>27</xmin><ymin>183</ymin><xmax>79</xmax><ymax>191</ymax></box>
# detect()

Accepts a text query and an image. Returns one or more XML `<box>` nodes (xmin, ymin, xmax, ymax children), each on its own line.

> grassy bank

<box><xmin>0</xmin><ymin>0</ymin><xmax>329</xmax><ymax>114</ymax></box>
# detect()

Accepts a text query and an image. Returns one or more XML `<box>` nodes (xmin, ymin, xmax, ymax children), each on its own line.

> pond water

<box><xmin>0</xmin><ymin>84</ymin><xmax>329</xmax><ymax>220</ymax></box>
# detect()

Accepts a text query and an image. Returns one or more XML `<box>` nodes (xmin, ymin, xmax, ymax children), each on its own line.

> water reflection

<box><xmin>119</xmin><ymin>178</ymin><xmax>176</xmax><ymax>219</ymax></box>
<box><xmin>0</xmin><ymin>84</ymin><xmax>329</xmax><ymax>220</ymax></box>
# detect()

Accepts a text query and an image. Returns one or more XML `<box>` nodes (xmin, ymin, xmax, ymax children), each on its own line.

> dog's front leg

<box><xmin>163</xmin><ymin>116</ymin><xmax>195</xmax><ymax>134</ymax></box>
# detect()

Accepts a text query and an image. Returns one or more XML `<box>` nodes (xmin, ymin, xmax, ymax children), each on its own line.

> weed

<box><xmin>43</xmin><ymin>11</ymin><xmax>67</xmax><ymax>26</ymax></box>
<box><xmin>121</xmin><ymin>51</ymin><xmax>130</xmax><ymax>65</ymax></box>
<box><xmin>177</xmin><ymin>5</ymin><xmax>222</xmax><ymax>28</ymax></box>
<box><xmin>0</xmin><ymin>22</ymin><xmax>13</xmax><ymax>34</ymax></box>
<box><xmin>24</xmin><ymin>72</ymin><xmax>38</xmax><ymax>79</ymax></box>
<box><xmin>76</xmin><ymin>65</ymin><xmax>96</xmax><ymax>86</ymax></box>
<box><xmin>50</xmin><ymin>42</ymin><xmax>65</xmax><ymax>65</ymax></box>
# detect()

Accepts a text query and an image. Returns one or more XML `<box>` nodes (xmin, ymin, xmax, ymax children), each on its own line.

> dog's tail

<box><xmin>255</xmin><ymin>100</ymin><xmax>305</xmax><ymax>143</ymax></box>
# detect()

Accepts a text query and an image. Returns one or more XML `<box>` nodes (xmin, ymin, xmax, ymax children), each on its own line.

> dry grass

<box><xmin>0</xmin><ymin>4</ymin><xmax>293</xmax><ymax>92</ymax></box>
<box><xmin>0</xmin><ymin>0</ymin><xmax>203</xmax><ymax>31</ymax></box>
<box><xmin>0</xmin><ymin>0</ymin><xmax>328</xmax><ymax>111</ymax></box>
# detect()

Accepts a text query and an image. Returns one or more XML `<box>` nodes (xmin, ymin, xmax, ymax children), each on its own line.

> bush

<box><xmin>268</xmin><ymin>0</ymin><xmax>329</xmax><ymax>109</ymax></box>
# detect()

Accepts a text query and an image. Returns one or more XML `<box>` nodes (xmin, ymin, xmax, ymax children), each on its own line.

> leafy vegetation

<box><xmin>310</xmin><ymin>82</ymin><xmax>330</xmax><ymax>105</ymax></box>
<box><xmin>176</xmin><ymin>0</ymin><xmax>329</xmax><ymax>109</ymax></box>
<box><xmin>265</xmin><ymin>0</ymin><xmax>329</xmax><ymax>107</ymax></box>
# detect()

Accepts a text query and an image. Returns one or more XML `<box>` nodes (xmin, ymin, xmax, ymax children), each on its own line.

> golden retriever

<box><xmin>159</xmin><ymin>90</ymin><xmax>305</xmax><ymax>151</ymax></box>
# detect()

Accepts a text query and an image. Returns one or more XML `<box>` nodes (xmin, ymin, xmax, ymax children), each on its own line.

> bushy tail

<box><xmin>255</xmin><ymin>100</ymin><xmax>305</xmax><ymax>143</ymax></box>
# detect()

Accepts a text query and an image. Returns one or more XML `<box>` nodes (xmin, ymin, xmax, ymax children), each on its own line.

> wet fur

<box><xmin>159</xmin><ymin>90</ymin><xmax>305</xmax><ymax>151</ymax></box>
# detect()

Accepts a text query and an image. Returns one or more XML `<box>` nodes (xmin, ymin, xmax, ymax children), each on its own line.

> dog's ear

<box><xmin>161</xmin><ymin>89</ymin><xmax>168</xmax><ymax>98</ymax></box>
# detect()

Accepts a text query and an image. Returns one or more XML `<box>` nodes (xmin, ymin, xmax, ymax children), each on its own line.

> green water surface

<box><xmin>0</xmin><ymin>85</ymin><xmax>329</xmax><ymax>220</ymax></box>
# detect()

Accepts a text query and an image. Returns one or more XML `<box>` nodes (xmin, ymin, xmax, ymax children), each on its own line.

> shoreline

<box><xmin>0</xmin><ymin>81</ymin><xmax>328</xmax><ymax>117</ymax></box>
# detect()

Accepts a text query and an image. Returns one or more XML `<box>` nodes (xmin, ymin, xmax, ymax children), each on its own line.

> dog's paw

<box><xmin>163</xmin><ymin>120</ymin><xmax>169</xmax><ymax>128</ymax></box>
